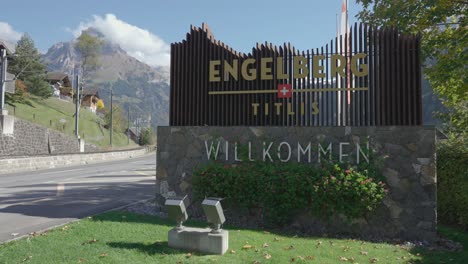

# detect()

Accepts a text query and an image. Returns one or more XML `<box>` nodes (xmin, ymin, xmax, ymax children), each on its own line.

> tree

<box><xmin>104</xmin><ymin>104</ymin><xmax>127</xmax><ymax>133</ymax></box>
<box><xmin>96</xmin><ymin>99</ymin><xmax>105</xmax><ymax>110</ymax></box>
<box><xmin>76</xmin><ymin>32</ymin><xmax>102</xmax><ymax>82</ymax></box>
<box><xmin>8</xmin><ymin>34</ymin><xmax>52</xmax><ymax>98</ymax></box>
<box><xmin>356</xmin><ymin>0</ymin><xmax>467</xmax><ymax>134</ymax></box>
<box><xmin>139</xmin><ymin>127</ymin><xmax>156</xmax><ymax>146</ymax></box>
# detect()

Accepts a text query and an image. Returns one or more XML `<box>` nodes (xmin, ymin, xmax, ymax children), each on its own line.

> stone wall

<box><xmin>0</xmin><ymin>147</ymin><xmax>151</xmax><ymax>174</ymax></box>
<box><xmin>156</xmin><ymin>126</ymin><xmax>437</xmax><ymax>241</ymax></box>
<box><xmin>0</xmin><ymin>117</ymin><xmax>97</xmax><ymax>157</ymax></box>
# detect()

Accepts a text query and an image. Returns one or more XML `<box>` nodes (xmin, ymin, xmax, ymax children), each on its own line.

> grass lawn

<box><xmin>5</xmin><ymin>97</ymin><xmax>137</xmax><ymax>148</ymax></box>
<box><xmin>0</xmin><ymin>211</ymin><xmax>466</xmax><ymax>264</ymax></box>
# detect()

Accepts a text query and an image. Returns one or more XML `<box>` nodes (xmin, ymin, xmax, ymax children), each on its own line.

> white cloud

<box><xmin>0</xmin><ymin>21</ymin><xmax>22</xmax><ymax>45</ymax></box>
<box><xmin>71</xmin><ymin>14</ymin><xmax>170</xmax><ymax>67</ymax></box>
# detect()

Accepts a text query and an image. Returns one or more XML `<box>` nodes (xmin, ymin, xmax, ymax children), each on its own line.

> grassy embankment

<box><xmin>5</xmin><ymin>96</ymin><xmax>137</xmax><ymax>149</ymax></box>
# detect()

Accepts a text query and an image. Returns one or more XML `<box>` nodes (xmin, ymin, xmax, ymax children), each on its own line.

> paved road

<box><xmin>0</xmin><ymin>153</ymin><xmax>156</xmax><ymax>243</ymax></box>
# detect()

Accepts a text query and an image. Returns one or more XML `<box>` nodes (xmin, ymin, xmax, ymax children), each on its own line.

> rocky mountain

<box><xmin>43</xmin><ymin>28</ymin><xmax>170</xmax><ymax>127</ymax></box>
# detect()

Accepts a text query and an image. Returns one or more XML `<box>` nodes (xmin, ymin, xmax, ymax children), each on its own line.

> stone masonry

<box><xmin>0</xmin><ymin>117</ymin><xmax>97</xmax><ymax>157</ymax></box>
<box><xmin>157</xmin><ymin>126</ymin><xmax>437</xmax><ymax>241</ymax></box>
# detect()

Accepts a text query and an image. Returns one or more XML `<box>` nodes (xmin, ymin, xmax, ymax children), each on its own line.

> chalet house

<box><xmin>45</xmin><ymin>72</ymin><xmax>72</xmax><ymax>99</ymax></box>
<box><xmin>81</xmin><ymin>90</ymin><xmax>100</xmax><ymax>113</ymax></box>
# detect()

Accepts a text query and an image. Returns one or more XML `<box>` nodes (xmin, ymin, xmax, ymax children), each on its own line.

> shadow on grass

<box><xmin>408</xmin><ymin>226</ymin><xmax>468</xmax><ymax>264</ymax></box>
<box><xmin>107</xmin><ymin>241</ymin><xmax>187</xmax><ymax>255</ymax></box>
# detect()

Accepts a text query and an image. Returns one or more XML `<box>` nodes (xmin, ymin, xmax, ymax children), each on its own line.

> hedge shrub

<box><xmin>437</xmin><ymin>136</ymin><xmax>468</xmax><ymax>230</ymax></box>
<box><xmin>193</xmin><ymin>160</ymin><xmax>387</xmax><ymax>226</ymax></box>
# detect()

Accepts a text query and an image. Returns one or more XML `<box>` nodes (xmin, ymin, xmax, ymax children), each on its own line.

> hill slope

<box><xmin>43</xmin><ymin>28</ymin><xmax>170</xmax><ymax>128</ymax></box>
<box><xmin>5</xmin><ymin>97</ymin><xmax>137</xmax><ymax>149</ymax></box>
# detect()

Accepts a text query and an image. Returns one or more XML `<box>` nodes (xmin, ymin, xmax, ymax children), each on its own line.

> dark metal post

<box><xmin>127</xmin><ymin>105</ymin><xmax>130</xmax><ymax>145</ymax></box>
<box><xmin>74</xmin><ymin>75</ymin><xmax>80</xmax><ymax>138</ymax></box>
<box><xmin>110</xmin><ymin>84</ymin><xmax>113</xmax><ymax>146</ymax></box>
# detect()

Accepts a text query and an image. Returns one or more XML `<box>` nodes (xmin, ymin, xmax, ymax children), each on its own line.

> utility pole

<box><xmin>74</xmin><ymin>75</ymin><xmax>80</xmax><ymax>138</ymax></box>
<box><xmin>110</xmin><ymin>83</ymin><xmax>113</xmax><ymax>146</ymax></box>
<box><xmin>0</xmin><ymin>49</ymin><xmax>7</xmax><ymax>112</ymax></box>
<box><xmin>127</xmin><ymin>105</ymin><xmax>130</xmax><ymax>145</ymax></box>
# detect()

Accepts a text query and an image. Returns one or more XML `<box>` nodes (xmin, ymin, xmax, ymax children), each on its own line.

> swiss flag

<box><xmin>277</xmin><ymin>84</ymin><xmax>292</xmax><ymax>98</ymax></box>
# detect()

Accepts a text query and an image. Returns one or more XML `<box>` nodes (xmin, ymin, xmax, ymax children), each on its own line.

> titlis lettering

<box><xmin>209</xmin><ymin>54</ymin><xmax>369</xmax><ymax>82</ymax></box>
<box><xmin>204</xmin><ymin>141</ymin><xmax>370</xmax><ymax>164</ymax></box>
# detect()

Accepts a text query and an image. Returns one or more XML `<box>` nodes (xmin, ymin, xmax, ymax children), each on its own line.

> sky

<box><xmin>0</xmin><ymin>0</ymin><xmax>362</xmax><ymax>67</ymax></box>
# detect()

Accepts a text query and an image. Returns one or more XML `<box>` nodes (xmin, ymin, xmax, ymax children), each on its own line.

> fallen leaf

<box><xmin>263</xmin><ymin>253</ymin><xmax>272</xmax><ymax>259</ymax></box>
<box><xmin>306</xmin><ymin>256</ymin><xmax>315</xmax><ymax>260</ymax></box>
<box><xmin>263</xmin><ymin>243</ymin><xmax>269</xmax><ymax>248</ymax></box>
<box><xmin>78</xmin><ymin>258</ymin><xmax>86</xmax><ymax>263</ymax></box>
<box><xmin>230</xmin><ymin>250</ymin><xmax>236</xmax><ymax>254</ymax></box>
<box><xmin>369</xmin><ymin>257</ymin><xmax>379</xmax><ymax>263</ymax></box>
<box><xmin>242</xmin><ymin>244</ymin><xmax>253</xmax><ymax>250</ymax></box>
<box><xmin>340</xmin><ymin>256</ymin><xmax>349</xmax><ymax>261</ymax></box>
<box><xmin>284</xmin><ymin>245</ymin><xmax>294</xmax><ymax>250</ymax></box>
<box><xmin>186</xmin><ymin>252</ymin><xmax>192</xmax><ymax>258</ymax></box>
<box><xmin>81</xmin><ymin>239</ymin><xmax>98</xmax><ymax>245</ymax></box>
<box><xmin>21</xmin><ymin>256</ymin><xmax>32</xmax><ymax>262</ymax></box>
<box><xmin>298</xmin><ymin>256</ymin><xmax>305</xmax><ymax>261</ymax></box>
<box><xmin>360</xmin><ymin>251</ymin><xmax>368</xmax><ymax>255</ymax></box>
<box><xmin>99</xmin><ymin>253</ymin><xmax>108</xmax><ymax>257</ymax></box>
<box><xmin>252</xmin><ymin>261</ymin><xmax>260</xmax><ymax>264</ymax></box>
<box><xmin>176</xmin><ymin>261</ymin><xmax>182</xmax><ymax>264</ymax></box>
<box><xmin>274</xmin><ymin>237</ymin><xmax>282</xmax><ymax>242</ymax></box>
<box><xmin>342</xmin><ymin>246</ymin><xmax>351</xmax><ymax>252</ymax></box>
<box><xmin>263</xmin><ymin>231</ymin><xmax>270</xmax><ymax>234</ymax></box>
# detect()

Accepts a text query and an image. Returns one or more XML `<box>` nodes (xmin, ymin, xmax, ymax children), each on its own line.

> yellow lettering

<box><xmin>224</xmin><ymin>59</ymin><xmax>238</xmax><ymax>81</ymax></box>
<box><xmin>261</xmin><ymin>57</ymin><xmax>273</xmax><ymax>80</ymax></box>
<box><xmin>209</xmin><ymin>60</ymin><xmax>221</xmax><ymax>82</ymax></box>
<box><xmin>351</xmin><ymin>53</ymin><xmax>368</xmax><ymax>77</ymax></box>
<box><xmin>276</xmin><ymin>57</ymin><xmax>289</xmax><ymax>79</ymax></box>
<box><xmin>252</xmin><ymin>103</ymin><xmax>259</xmax><ymax>115</ymax></box>
<box><xmin>331</xmin><ymin>55</ymin><xmax>346</xmax><ymax>77</ymax></box>
<box><xmin>241</xmin><ymin>58</ymin><xmax>256</xmax><ymax>81</ymax></box>
<box><xmin>287</xmin><ymin>103</ymin><xmax>295</xmax><ymax>115</ymax></box>
<box><xmin>274</xmin><ymin>103</ymin><xmax>282</xmax><ymax>115</ymax></box>
<box><xmin>311</xmin><ymin>102</ymin><xmax>319</xmax><ymax>115</ymax></box>
<box><xmin>312</xmin><ymin>55</ymin><xmax>325</xmax><ymax>78</ymax></box>
<box><xmin>293</xmin><ymin>56</ymin><xmax>308</xmax><ymax>79</ymax></box>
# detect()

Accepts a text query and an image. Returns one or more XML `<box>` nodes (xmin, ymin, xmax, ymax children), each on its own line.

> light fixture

<box><xmin>202</xmin><ymin>197</ymin><xmax>225</xmax><ymax>233</ymax></box>
<box><xmin>164</xmin><ymin>195</ymin><xmax>188</xmax><ymax>229</ymax></box>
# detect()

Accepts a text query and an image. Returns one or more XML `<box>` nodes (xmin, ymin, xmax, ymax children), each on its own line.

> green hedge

<box><xmin>437</xmin><ymin>136</ymin><xmax>468</xmax><ymax>230</ymax></box>
<box><xmin>193</xmin><ymin>160</ymin><xmax>387</xmax><ymax>226</ymax></box>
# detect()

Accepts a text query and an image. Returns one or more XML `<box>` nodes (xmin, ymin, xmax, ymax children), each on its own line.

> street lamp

<box><xmin>202</xmin><ymin>197</ymin><xmax>225</xmax><ymax>233</ymax></box>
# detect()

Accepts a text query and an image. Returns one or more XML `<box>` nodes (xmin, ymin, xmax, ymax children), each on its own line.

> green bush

<box><xmin>437</xmin><ymin>136</ymin><xmax>468</xmax><ymax>230</ymax></box>
<box><xmin>193</xmin><ymin>160</ymin><xmax>387</xmax><ymax>226</ymax></box>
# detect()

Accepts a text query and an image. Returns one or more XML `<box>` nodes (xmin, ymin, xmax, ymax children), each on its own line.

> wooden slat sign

<box><xmin>170</xmin><ymin>23</ymin><xmax>422</xmax><ymax>126</ymax></box>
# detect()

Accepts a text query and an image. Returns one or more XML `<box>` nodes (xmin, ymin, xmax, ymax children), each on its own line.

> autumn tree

<box><xmin>76</xmin><ymin>32</ymin><xmax>102</xmax><ymax>82</ymax></box>
<box><xmin>357</xmin><ymin>0</ymin><xmax>467</xmax><ymax>134</ymax></box>
<box><xmin>8</xmin><ymin>34</ymin><xmax>51</xmax><ymax>98</ymax></box>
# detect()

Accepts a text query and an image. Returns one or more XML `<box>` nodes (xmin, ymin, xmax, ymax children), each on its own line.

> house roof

<box><xmin>81</xmin><ymin>89</ymin><xmax>99</xmax><ymax>97</ymax></box>
<box><xmin>46</xmin><ymin>72</ymin><xmax>69</xmax><ymax>81</ymax></box>
<box><xmin>0</xmin><ymin>40</ymin><xmax>14</xmax><ymax>54</ymax></box>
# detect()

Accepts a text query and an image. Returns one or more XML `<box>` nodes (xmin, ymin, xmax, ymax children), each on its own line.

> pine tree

<box><xmin>9</xmin><ymin>34</ymin><xmax>51</xmax><ymax>98</ymax></box>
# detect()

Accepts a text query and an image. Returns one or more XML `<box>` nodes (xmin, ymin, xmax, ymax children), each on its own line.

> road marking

<box><xmin>39</xmin><ymin>168</ymin><xmax>83</xmax><ymax>175</ymax></box>
<box><xmin>133</xmin><ymin>171</ymin><xmax>156</xmax><ymax>176</ymax></box>
<box><xmin>56</xmin><ymin>183</ymin><xmax>65</xmax><ymax>196</ymax></box>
